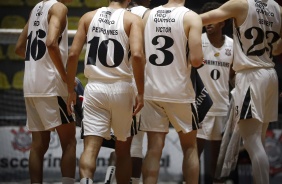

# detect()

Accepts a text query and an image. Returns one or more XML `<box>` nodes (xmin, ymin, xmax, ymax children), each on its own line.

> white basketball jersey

<box><xmin>84</xmin><ymin>8</ymin><xmax>132</xmax><ymax>81</ymax></box>
<box><xmin>24</xmin><ymin>0</ymin><xmax>68</xmax><ymax>97</ymax></box>
<box><xmin>144</xmin><ymin>6</ymin><xmax>195</xmax><ymax>103</ymax></box>
<box><xmin>198</xmin><ymin>33</ymin><xmax>233</xmax><ymax>116</ymax></box>
<box><xmin>130</xmin><ymin>6</ymin><xmax>148</xmax><ymax>18</ymax></box>
<box><xmin>233</xmin><ymin>0</ymin><xmax>281</xmax><ymax>72</ymax></box>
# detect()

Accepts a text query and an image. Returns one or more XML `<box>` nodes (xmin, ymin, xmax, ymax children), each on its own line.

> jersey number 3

<box><xmin>149</xmin><ymin>35</ymin><xmax>174</xmax><ymax>66</ymax></box>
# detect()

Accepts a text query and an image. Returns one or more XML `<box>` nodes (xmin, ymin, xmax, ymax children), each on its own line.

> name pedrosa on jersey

<box><xmin>204</xmin><ymin>60</ymin><xmax>230</xmax><ymax>68</ymax></box>
<box><xmin>92</xmin><ymin>26</ymin><xmax>118</xmax><ymax>35</ymax></box>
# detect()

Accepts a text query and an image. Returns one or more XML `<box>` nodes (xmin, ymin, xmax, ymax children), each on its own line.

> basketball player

<box><xmin>200</xmin><ymin>0</ymin><xmax>282</xmax><ymax>183</ymax></box>
<box><xmin>140</xmin><ymin>0</ymin><xmax>203</xmax><ymax>183</ymax></box>
<box><xmin>66</xmin><ymin>0</ymin><xmax>145</xmax><ymax>183</ymax></box>
<box><xmin>196</xmin><ymin>2</ymin><xmax>234</xmax><ymax>183</ymax></box>
<box><xmin>103</xmin><ymin>1</ymin><xmax>150</xmax><ymax>184</ymax></box>
<box><xmin>15</xmin><ymin>0</ymin><xmax>76</xmax><ymax>184</ymax></box>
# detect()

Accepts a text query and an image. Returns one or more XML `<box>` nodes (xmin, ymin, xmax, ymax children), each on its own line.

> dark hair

<box><xmin>201</xmin><ymin>1</ymin><xmax>232</xmax><ymax>37</ymax></box>
<box><xmin>200</xmin><ymin>2</ymin><xmax>222</xmax><ymax>14</ymax></box>
<box><xmin>110</xmin><ymin>0</ymin><xmax>127</xmax><ymax>2</ymax></box>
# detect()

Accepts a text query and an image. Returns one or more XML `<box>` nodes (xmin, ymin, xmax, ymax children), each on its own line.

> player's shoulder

<box><xmin>80</xmin><ymin>10</ymin><xmax>97</xmax><ymax>22</ymax></box>
<box><xmin>49</xmin><ymin>1</ymin><xmax>68</xmax><ymax>14</ymax></box>
<box><xmin>125</xmin><ymin>10</ymin><xmax>142</xmax><ymax>18</ymax></box>
<box><xmin>124</xmin><ymin>10</ymin><xmax>143</xmax><ymax>23</ymax></box>
<box><xmin>224</xmin><ymin>35</ymin><xmax>234</xmax><ymax>44</ymax></box>
<box><xmin>52</xmin><ymin>1</ymin><xmax>67</xmax><ymax>9</ymax></box>
<box><xmin>184</xmin><ymin>9</ymin><xmax>202</xmax><ymax>24</ymax></box>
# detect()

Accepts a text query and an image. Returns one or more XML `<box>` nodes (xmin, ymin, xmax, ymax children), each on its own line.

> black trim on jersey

<box><xmin>57</xmin><ymin>96</ymin><xmax>74</xmax><ymax>124</ymax></box>
<box><xmin>235</xmin><ymin>27</ymin><xmax>244</xmax><ymax>53</ymax></box>
<box><xmin>240</xmin><ymin>87</ymin><xmax>253</xmax><ymax>119</ymax></box>
<box><xmin>142</xmin><ymin>9</ymin><xmax>149</xmax><ymax>19</ymax></box>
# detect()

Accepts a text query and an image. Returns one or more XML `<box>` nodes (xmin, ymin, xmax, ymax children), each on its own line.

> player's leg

<box><xmin>142</xmin><ymin>131</ymin><xmax>166</xmax><ymax>184</ymax></box>
<box><xmin>130</xmin><ymin>114</ymin><xmax>144</xmax><ymax>184</ymax></box>
<box><xmin>196</xmin><ymin>117</ymin><xmax>208</xmax><ymax>183</ymax></box>
<box><xmin>115</xmin><ymin>136</ymin><xmax>133</xmax><ymax>184</ymax></box>
<box><xmin>206</xmin><ymin>116</ymin><xmax>225</xmax><ymax>183</ymax></box>
<box><xmin>238</xmin><ymin>119</ymin><xmax>269</xmax><ymax>184</ymax></box>
<box><xmin>179</xmin><ymin>130</ymin><xmax>199</xmax><ymax>184</ymax></box>
<box><xmin>110</xmin><ymin>80</ymin><xmax>138</xmax><ymax>183</ymax></box>
<box><xmin>56</xmin><ymin>122</ymin><xmax>77</xmax><ymax>183</ymax></box>
<box><xmin>196</xmin><ymin>138</ymin><xmax>205</xmax><ymax>158</ymax></box>
<box><xmin>209</xmin><ymin>140</ymin><xmax>222</xmax><ymax>183</ymax></box>
<box><xmin>29</xmin><ymin>131</ymin><xmax>50</xmax><ymax>183</ymax></box>
<box><xmin>47</xmin><ymin>95</ymin><xmax>77</xmax><ymax>183</ymax></box>
<box><xmin>167</xmin><ymin>102</ymin><xmax>199</xmax><ymax>184</ymax></box>
<box><xmin>25</xmin><ymin>97</ymin><xmax>52</xmax><ymax>183</ymax></box>
<box><xmin>131</xmin><ymin>156</ymin><xmax>143</xmax><ymax>184</ymax></box>
<box><xmin>80</xmin><ymin>135</ymin><xmax>104</xmax><ymax>184</ymax></box>
<box><xmin>104</xmin><ymin>150</ymin><xmax>117</xmax><ymax>184</ymax></box>
<box><xmin>80</xmin><ymin>81</ymin><xmax>115</xmax><ymax>184</ymax></box>
<box><xmin>140</xmin><ymin>100</ymin><xmax>168</xmax><ymax>184</ymax></box>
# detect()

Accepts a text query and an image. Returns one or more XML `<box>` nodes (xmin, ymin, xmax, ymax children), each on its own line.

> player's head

<box><xmin>58</xmin><ymin>0</ymin><xmax>73</xmax><ymax>4</ymax></box>
<box><xmin>200</xmin><ymin>1</ymin><xmax>222</xmax><ymax>14</ymax></box>
<box><xmin>110</xmin><ymin>0</ymin><xmax>130</xmax><ymax>3</ymax></box>
<box><xmin>131</xmin><ymin>0</ymin><xmax>150</xmax><ymax>7</ymax></box>
<box><xmin>201</xmin><ymin>2</ymin><xmax>225</xmax><ymax>35</ymax></box>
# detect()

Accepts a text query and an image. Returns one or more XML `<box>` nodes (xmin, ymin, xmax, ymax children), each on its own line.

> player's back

<box><xmin>84</xmin><ymin>7</ymin><xmax>132</xmax><ymax>82</ymax></box>
<box><xmin>24</xmin><ymin>0</ymin><xmax>68</xmax><ymax>97</ymax></box>
<box><xmin>233</xmin><ymin>0</ymin><xmax>281</xmax><ymax>71</ymax></box>
<box><xmin>144</xmin><ymin>6</ymin><xmax>195</xmax><ymax>103</ymax></box>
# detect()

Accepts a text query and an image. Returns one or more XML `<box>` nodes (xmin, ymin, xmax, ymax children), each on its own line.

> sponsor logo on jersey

<box><xmin>255</xmin><ymin>0</ymin><xmax>267</xmax><ymax>9</ymax></box>
<box><xmin>225</xmin><ymin>49</ymin><xmax>232</xmax><ymax>56</ymax></box>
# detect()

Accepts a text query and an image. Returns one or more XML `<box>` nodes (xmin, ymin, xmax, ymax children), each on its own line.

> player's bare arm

<box><xmin>125</xmin><ymin>11</ymin><xmax>145</xmax><ymax>115</ymax></box>
<box><xmin>66</xmin><ymin>11</ymin><xmax>96</xmax><ymax>115</ymax></box>
<box><xmin>46</xmin><ymin>2</ymin><xmax>68</xmax><ymax>82</ymax></box>
<box><xmin>185</xmin><ymin>11</ymin><xmax>203</xmax><ymax>68</ymax></box>
<box><xmin>15</xmin><ymin>22</ymin><xmax>29</xmax><ymax>58</ymax></box>
<box><xmin>200</xmin><ymin>0</ymin><xmax>248</xmax><ymax>27</ymax></box>
<box><xmin>274</xmin><ymin>6</ymin><xmax>282</xmax><ymax>56</ymax></box>
<box><xmin>273</xmin><ymin>38</ymin><xmax>282</xmax><ymax>56</ymax></box>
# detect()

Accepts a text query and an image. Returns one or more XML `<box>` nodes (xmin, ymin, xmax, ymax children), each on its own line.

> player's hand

<box><xmin>67</xmin><ymin>91</ymin><xmax>77</xmax><ymax>116</ymax></box>
<box><xmin>133</xmin><ymin>94</ymin><xmax>144</xmax><ymax>116</ymax></box>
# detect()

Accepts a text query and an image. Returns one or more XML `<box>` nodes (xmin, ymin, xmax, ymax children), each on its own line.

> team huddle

<box><xmin>14</xmin><ymin>0</ymin><xmax>282</xmax><ymax>184</ymax></box>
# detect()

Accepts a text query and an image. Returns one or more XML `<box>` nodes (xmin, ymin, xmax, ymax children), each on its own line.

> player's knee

<box><xmin>61</xmin><ymin>137</ymin><xmax>77</xmax><ymax>153</ymax></box>
<box><xmin>147</xmin><ymin>146</ymin><xmax>164</xmax><ymax>158</ymax></box>
<box><xmin>32</xmin><ymin>140</ymin><xmax>49</xmax><ymax>154</ymax></box>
